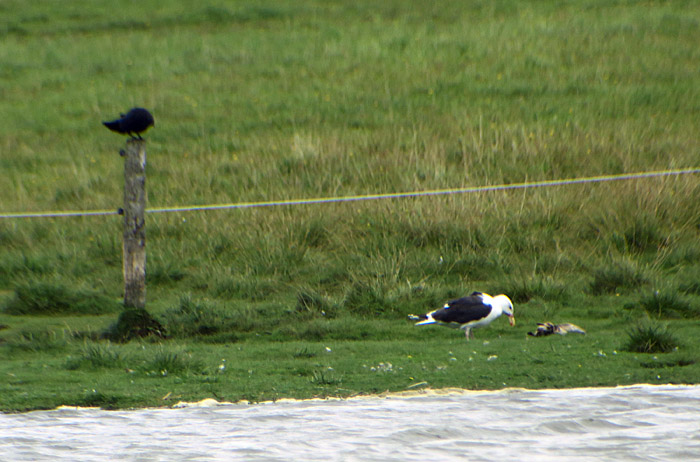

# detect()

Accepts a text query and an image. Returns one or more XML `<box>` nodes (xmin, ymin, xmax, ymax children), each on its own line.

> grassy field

<box><xmin>1</xmin><ymin>0</ymin><xmax>700</xmax><ymax>412</ymax></box>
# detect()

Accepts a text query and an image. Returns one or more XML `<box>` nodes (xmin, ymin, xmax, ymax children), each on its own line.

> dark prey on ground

<box><xmin>103</xmin><ymin>107</ymin><xmax>155</xmax><ymax>139</ymax></box>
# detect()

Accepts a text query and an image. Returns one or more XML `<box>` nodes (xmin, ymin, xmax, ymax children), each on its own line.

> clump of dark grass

<box><xmin>0</xmin><ymin>253</ymin><xmax>55</xmax><ymax>286</ymax></box>
<box><xmin>292</xmin><ymin>346</ymin><xmax>316</xmax><ymax>358</ymax></box>
<box><xmin>495</xmin><ymin>275</ymin><xmax>570</xmax><ymax>304</ymax></box>
<box><xmin>65</xmin><ymin>341</ymin><xmax>125</xmax><ymax>370</ymax></box>
<box><xmin>676</xmin><ymin>265</ymin><xmax>700</xmax><ymax>295</ymax></box>
<box><xmin>194</xmin><ymin>332</ymin><xmax>241</xmax><ymax>344</ymax></box>
<box><xmin>612</xmin><ymin>215</ymin><xmax>667</xmax><ymax>254</ymax></box>
<box><xmin>102</xmin><ymin>308</ymin><xmax>167</xmax><ymax>342</ymax></box>
<box><xmin>278</xmin><ymin>319</ymin><xmax>332</xmax><ymax>341</ymax></box>
<box><xmin>391</xmin><ymin>284</ymin><xmax>459</xmax><ymax>319</ymax></box>
<box><xmin>146</xmin><ymin>257</ymin><xmax>187</xmax><ymax>286</ymax></box>
<box><xmin>623</xmin><ymin>322</ymin><xmax>679</xmax><ymax>354</ymax></box>
<box><xmin>294</xmin><ymin>218</ymin><xmax>330</xmax><ymax>248</ymax></box>
<box><xmin>211</xmin><ymin>275</ymin><xmax>279</xmax><ymax>301</ymax></box>
<box><xmin>341</xmin><ymin>280</ymin><xmax>396</xmax><ymax>318</ymax></box>
<box><xmin>161</xmin><ymin>295</ymin><xmax>282</xmax><ymax>339</ymax></box>
<box><xmin>75</xmin><ymin>390</ymin><xmax>122</xmax><ymax>410</ymax></box>
<box><xmin>161</xmin><ymin>294</ymin><xmax>234</xmax><ymax>337</ymax></box>
<box><xmin>639</xmin><ymin>358</ymin><xmax>696</xmax><ymax>368</ymax></box>
<box><xmin>659</xmin><ymin>242</ymin><xmax>700</xmax><ymax>270</ymax></box>
<box><xmin>294</xmin><ymin>288</ymin><xmax>337</xmax><ymax>319</ymax></box>
<box><xmin>637</xmin><ymin>290</ymin><xmax>699</xmax><ymax>319</ymax></box>
<box><xmin>85</xmin><ymin>234</ymin><xmax>121</xmax><ymax>267</ymax></box>
<box><xmin>397</xmin><ymin>219</ymin><xmax>489</xmax><ymax>252</ymax></box>
<box><xmin>3</xmin><ymin>329</ymin><xmax>68</xmax><ymax>353</ymax></box>
<box><xmin>309</xmin><ymin>368</ymin><xmax>342</xmax><ymax>386</ymax></box>
<box><xmin>276</xmin><ymin>318</ymin><xmax>400</xmax><ymax>341</ymax></box>
<box><xmin>2</xmin><ymin>280</ymin><xmax>121</xmax><ymax>316</ymax></box>
<box><xmin>142</xmin><ymin>347</ymin><xmax>202</xmax><ymax>376</ymax></box>
<box><xmin>588</xmin><ymin>260</ymin><xmax>648</xmax><ymax>295</ymax></box>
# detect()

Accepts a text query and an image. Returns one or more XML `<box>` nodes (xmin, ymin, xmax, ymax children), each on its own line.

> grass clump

<box><xmin>142</xmin><ymin>347</ymin><xmax>202</xmax><ymax>377</ymax></box>
<box><xmin>637</xmin><ymin>290</ymin><xmax>699</xmax><ymax>319</ymax></box>
<box><xmin>309</xmin><ymin>368</ymin><xmax>343</xmax><ymax>386</ymax></box>
<box><xmin>294</xmin><ymin>288</ymin><xmax>337</xmax><ymax>319</ymax></box>
<box><xmin>2</xmin><ymin>281</ymin><xmax>120</xmax><ymax>316</ymax></box>
<box><xmin>161</xmin><ymin>294</ymin><xmax>235</xmax><ymax>338</ymax></box>
<box><xmin>639</xmin><ymin>358</ymin><xmax>696</xmax><ymax>369</ymax></box>
<box><xmin>677</xmin><ymin>265</ymin><xmax>700</xmax><ymax>295</ymax></box>
<box><xmin>65</xmin><ymin>341</ymin><xmax>125</xmax><ymax>370</ymax></box>
<box><xmin>3</xmin><ymin>329</ymin><xmax>69</xmax><ymax>353</ymax></box>
<box><xmin>146</xmin><ymin>257</ymin><xmax>187</xmax><ymax>286</ymax></box>
<box><xmin>103</xmin><ymin>308</ymin><xmax>167</xmax><ymax>342</ymax></box>
<box><xmin>588</xmin><ymin>261</ymin><xmax>648</xmax><ymax>295</ymax></box>
<box><xmin>341</xmin><ymin>280</ymin><xmax>396</xmax><ymax>318</ymax></box>
<box><xmin>161</xmin><ymin>295</ymin><xmax>288</xmax><ymax>340</ymax></box>
<box><xmin>292</xmin><ymin>346</ymin><xmax>316</xmax><ymax>358</ymax></box>
<box><xmin>612</xmin><ymin>215</ymin><xmax>668</xmax><ymax>254</ymax></box>
<box><xmin>75</xmin><ymin>390</ymin><xmax>122</xmax><ymax>410</ymax></box>
<box><xmin>496</xmin><ymin>275</ymin><xmax>570</xmax><ymax>304</ymax></box>
<box><xmin>623</xmin><ymin>322</ymin><xmax>679</xmax><ymax>354</ymax></box>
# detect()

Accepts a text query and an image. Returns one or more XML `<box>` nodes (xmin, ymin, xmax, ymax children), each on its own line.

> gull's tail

<box><xmin>408</xmin><ymin>313</ymin><xmax>435</xmax><ymax>326</ymax></box>
<box><xmin>103</xmin><ymin>119</ymin><xmax>122</xmax><ymax>132</ymax></box>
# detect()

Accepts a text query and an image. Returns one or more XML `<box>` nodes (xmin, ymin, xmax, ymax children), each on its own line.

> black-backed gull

<box><xmin>409</xmin><ymin>292</ymin><xmax>515</xmax><ymax>340</ymax></box>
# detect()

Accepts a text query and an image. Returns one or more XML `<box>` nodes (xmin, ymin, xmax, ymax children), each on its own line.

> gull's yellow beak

<box><xmin>509</xmin><ymin>316</ymin><xmax>516</xmax><ymax>326</ymax></box>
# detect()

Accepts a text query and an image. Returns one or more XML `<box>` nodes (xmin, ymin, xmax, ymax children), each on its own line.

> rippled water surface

<box><xmin>2</xmin><ymin>385</ymin><xmax>699</xmax><ymax>461</ymax></box>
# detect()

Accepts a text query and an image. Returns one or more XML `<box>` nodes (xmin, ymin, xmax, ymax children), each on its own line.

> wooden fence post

<box><xmin>122</xmin><ymin>139</ymin><xmax>147</xmax><ymax>309</ymax></box>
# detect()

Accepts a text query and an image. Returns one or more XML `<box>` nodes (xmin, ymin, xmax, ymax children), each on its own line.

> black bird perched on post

<box><xmin>103</xmin><ymin>107</ymin><xmax>154</xmax><ymax>139</ymax></box>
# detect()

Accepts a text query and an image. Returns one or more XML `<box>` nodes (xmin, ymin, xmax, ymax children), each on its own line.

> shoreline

<box><xmin>24</xmin><ymin>383</ymin><xmax>694</xmax><ymax>414</ymax></box>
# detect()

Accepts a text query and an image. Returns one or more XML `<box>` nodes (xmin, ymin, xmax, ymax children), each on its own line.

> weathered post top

<box><xmin>122</xmin><ymin>138</ymin><xmax>147</xmax><ymax>309</ymax></box>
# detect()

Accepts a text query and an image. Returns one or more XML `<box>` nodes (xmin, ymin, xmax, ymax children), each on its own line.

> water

<box><xmin>2</xmin><ymin>384</ymin><xmax>699</xmax><ymax>461</ymax></box>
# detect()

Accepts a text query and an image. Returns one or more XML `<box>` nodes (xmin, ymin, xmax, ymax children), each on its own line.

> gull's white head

<box><xmin>493</xmin><ymin>294</ymin><xmax>515</xmax><ymax>326</ymax></box>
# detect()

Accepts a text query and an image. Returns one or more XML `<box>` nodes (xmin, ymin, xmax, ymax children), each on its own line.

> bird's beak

<box><xmin>508</xmin><ymin>316</ymin><xmax>516</xmax><ymax>326</ymax></box>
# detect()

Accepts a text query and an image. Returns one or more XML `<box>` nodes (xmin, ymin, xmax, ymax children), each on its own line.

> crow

<box><xmin>103</xmin><ymin>107</ymin><xmax>155</xmax><ymax>139</ymax></box>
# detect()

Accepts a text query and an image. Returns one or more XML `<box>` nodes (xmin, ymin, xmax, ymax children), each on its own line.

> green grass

<box><xmin>624</xmin><ymin>322</ymin><xmax>680</xmax><ymax>354</ymax></box>
<box><xmin>636</xmin><ymin>290</ymin><xmax>699</xmax><ymax>319</ymax></box>
<box><xmin>1</xmin><ymin>0</ymin><xmax>700</xmax><ymax>412</ymax></box>
<box><xmin>2</xmin><ymin>280</ymin><xmax>121</xmax><ymax>316</ymax></box>
<box><xmin>66</xmin><ymin>341</ymin><xmax>126</xmax><ymax>370</ymax></box>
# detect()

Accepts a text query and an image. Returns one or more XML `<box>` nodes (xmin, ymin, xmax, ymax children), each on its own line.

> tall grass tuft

<box><xmin>637</xmin><ymin>290</ymin><xmax>699</xmax><ymax>319</ymax></box>
<box><xmin>614</xmin><ymin>215</ymin><xmax>667</xmax><ymax>254</ymax></box>
<box><xmin>677</xmin><ymin>265</ymin><xmax>700</xmax><ymax>295</ymax></box>
<box><xmin>495</xmin><ymin>275</ymin><xmax>570</xmax><ymax>304</ymax></box>
<box><xmin>294</xmin><ymin>288</ymin><xmax>337</xmax><ymax>319</ymax></box>
<box><xmin>103</xmin><ymin>308</ymin><xmax>167</xmax><ymax>342</ymax></box>
<box><xmin>143</xmin><ymin>347</ymin><xmax>201</xmax><ymax>376</ymax></box>
<box><xmin>75</xmin><ymin>390</ymin><xmax>121</xmax><ymax>410</ymax></box>
<box><xmin>341</xmin><ymin>280</ymin><xmax>396</xmax><ymax>318</ymax></box>
<box><xmin>309</xmin><ymin>368</ymin><xmax>343</xmax><ymax>386</ymax></box>
<box><xmin>2</xmin><ymin>281</ymin><xmax>121</xmax><ymax>316</ymax></box>
<box><xmin>161</xmin><ymin>294</ymin><xmax>234</xmax><ymax>337</ymax></box>
<box><xmin>162</xmin><ymin>295</ymin><xmax>285</xmax><ymax>339</ymax></box>
<box><xmin>292</xmin><ymin>346</ymin><xmax>316</xmax><ymax>358</ymax></box>
<box><xmin>588</xmin><ymin>260</ymin><xmax>648</xmax><ymax>295</ymax></box>
<box><xmin>623</xmin><ymin>322</ymin><xmax>679</xmax><ymax>354</ymax></box>
<box><xmin>146</xmin><ymin>256</ymin><xmax>187</xmax><ymax>286</ymax></box>
<box><xmin>66</xmin><ymin>341</ymin><xmax>125</xmax><ymax>370</ymax></box>
<box><xmin>3</xmin><ymin>329</ymin><xmax>68</xmax><ymax>352</ymax></box>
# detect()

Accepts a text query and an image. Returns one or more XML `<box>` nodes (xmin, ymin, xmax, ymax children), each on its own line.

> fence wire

<box><xmin>1</xmin><ymin>167</ymin><xmax>698</xmax><ymax>219</ymax></box>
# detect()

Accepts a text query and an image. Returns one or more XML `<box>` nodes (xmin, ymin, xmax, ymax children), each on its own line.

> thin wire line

<box><xmin>0</xmin><ymin>209</ymin><xmax>120</xmax><ymax>219</ymax></box>
<box><xmin>1</xmin><ymin>167</ymin><xmax>698</xmax><ymax>219</ymax></box>
<box><xmin>145</xmin><ymin>168</ymin><xmax>700</xmax><ymax>213</ymax></box>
